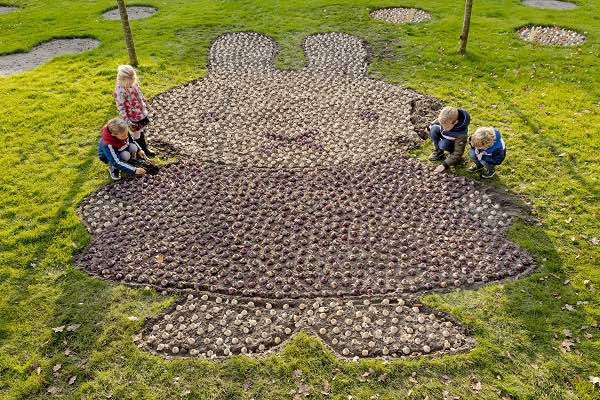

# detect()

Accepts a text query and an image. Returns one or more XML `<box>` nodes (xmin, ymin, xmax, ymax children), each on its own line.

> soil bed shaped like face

<box><xmin>0</xmin><ymin>39</ymin><xmax>100</xmax><ymax>76</ymax></box>
<box><xmin>521</xmin><ymin>0</ymin><xmax>577</xmax><ymax>10</ymax></box>
<box><xmin>370</xmin><ymin>8</ymin><xmax>432</xmax><ymax>25</ymax></box>
<box><xmin>77</xmin><ymin>32</ymin><xmax>535</xmax><ymax>360</ymax></box>
<box><xmin>0</xmin><ymin>6</ymin><xmax>17</xmax><ymax>14</ymax></box>
<box><xmin>518</xmin><ymin>26</ymin><xmax>585</xmax><ymax>46</ymax></box>
<box><xmin>102</xmin><ymin>6</ymin><xmax>157</xmax><ymax>21</ymax></box>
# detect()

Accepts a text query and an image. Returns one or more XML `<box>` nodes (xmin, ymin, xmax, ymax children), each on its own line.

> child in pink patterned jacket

<box><xmin>114</xmin><ymin>65</ymin><xmax>155</xmax><ymax>156</ymax></box>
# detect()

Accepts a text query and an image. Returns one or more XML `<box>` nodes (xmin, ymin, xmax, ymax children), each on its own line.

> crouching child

<box><xmin>425</xmin><ymin>106</ymin><xmax>471</xmax><ymax>174</ymax></box>
<box><xmin>98</xmin><ymin>118</ymin><xmax>147</xmax><ymax>181</ymax></box>
<box><xmin>468</xmin><ymin>127</ymin><xmax>506</xmax><ymax>179</ymax></box>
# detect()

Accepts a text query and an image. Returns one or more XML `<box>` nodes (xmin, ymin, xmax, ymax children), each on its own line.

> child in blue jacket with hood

<box><xmin>468</xmin><ymin>127</ymin><xmax>506</xmax><ymax>178</ymax></box>
<box><xmin>422</xmin><ymin>106</ymin><xmax>471</xmax><ymax>174</ymax></box>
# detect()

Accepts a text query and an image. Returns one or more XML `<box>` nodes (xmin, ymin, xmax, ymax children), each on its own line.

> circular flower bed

<box><xmin>521</xmin><ymin>0</ymin><xmax>577</xmax><ymax>10</ymax></box>
<box><xmin>0</xmin><ymin>6</ymin><xmax>18</xmax><ymax>15</ymax></box>
<box><xmin>102</xmin><ymin>6</ymin><xmax>157</xmax><ymax>21</ymax></box>
<box><xmin>370</xmin><ymin>8</ymin><xmax>432</xmax><ymax>24</ymax></box>
<box><xmin>0</xmin><ymin>39</ymin><xmax>100</xmax><ymax>76</ymax></box>
<box><xmin>518</xmin><ymin>26</ymin><xmax>586</xmax><ymax>46</ymax></box>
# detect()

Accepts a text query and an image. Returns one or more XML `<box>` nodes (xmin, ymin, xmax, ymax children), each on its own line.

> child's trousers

<box><xmin>468</xmin><ymin>148</ymin><xmax>506</xmax><ymax>168</ymax></box>
<box><xmin>117</xmin><ymin>143</ymin><xmax>141</xmax><ymax>162</ymax></box>
<box><xmin>99</xmin><ymin>143</ymin><xmax>140</xmax><ymax>165</ymax></box>
<box><xmin>429</xmin><ymin>124</ymin><xmax>454</xmax><ymax>153</ymax></box>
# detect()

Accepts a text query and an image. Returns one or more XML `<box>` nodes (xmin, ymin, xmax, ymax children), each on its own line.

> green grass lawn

<box><xmin>1</xmin><ymin>0</ymin><xmax>599</xmax><ymax>398</ymax></box>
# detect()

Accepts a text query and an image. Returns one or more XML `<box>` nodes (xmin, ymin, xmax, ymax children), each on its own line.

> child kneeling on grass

<box><xmin>422</xmin><ymin>106</ymin><xmax>471</xmax><ymax>174</ymax></box>
<box><xmin>98</xmin><ymin>118</ymin><xmax>147</xmax><ymax>181</ymax></box>
<box><xmin>468</xmin><ymin>127</ymin><xmax>506</xmax><ymax>179</ymax></box>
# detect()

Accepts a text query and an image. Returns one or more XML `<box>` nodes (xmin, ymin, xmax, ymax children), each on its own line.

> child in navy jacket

<box><xmin>423</xmin><ymin>107</ymin><xmax>471</xmax><ymax>174</ymax></box>
<box><xmin>98</xmin><ymin>118</ymin><xmax>147</xmax><ymax>181</ymax></box>
<box><xmin>468</xmin><ymin>127</ymin><xmax>506</xmax><ymax>179</ymax></box>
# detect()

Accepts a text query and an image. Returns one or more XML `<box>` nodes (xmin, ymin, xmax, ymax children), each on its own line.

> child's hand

<box><xmin>135</xmin><ymin>167</ymin><xmax>147</xmax><ymax>176</ymax></box>
<box><xmin>433</xmin><ymin>164</ymin><xmax>446</xmax><ymax>174</ymax></box>
<box><xmin>139</xmin><ymin>150</ymin><xmax>149</xmax><ymax>161</ymax></box>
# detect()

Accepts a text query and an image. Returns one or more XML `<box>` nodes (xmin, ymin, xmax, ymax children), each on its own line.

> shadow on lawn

<box><xmin>2</xmin><ymin>144</ymin><xmax>116</xmax><ymax>392</ymax></box>
<box><xmin>492</xmin><ymin>83</ymin><xmax>599</xmax><ymax>200</ymax></box>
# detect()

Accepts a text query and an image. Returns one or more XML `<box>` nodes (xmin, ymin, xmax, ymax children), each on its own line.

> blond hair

<box><xmin>116</xmin><ymin>64</ymin><xmax>138</xmax><ymax>87</ymax></box>
<box><xmin>472</xmin><ymin>127</ymin><xmax>496</xmax><ymax>148</ymax></box>
<box><xmin>437</xmin><ymin>107</ymin><xmax>459</xmax><ymax>124</ymax></box>
<box><xmin>106</xmin><ymin>118</ymin><xmax>129</xmax><ymax>135</ymax></box>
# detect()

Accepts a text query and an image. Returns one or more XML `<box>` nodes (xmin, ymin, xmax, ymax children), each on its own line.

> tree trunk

<box><xmin>459</xmin><ymin>0</ymin><xmax>474</xmax><ymax>55</ymax></box>
<box><xmin>116</xmin><ymin>0</ymin><xmax>138</xmax><ymax>65</ymax></box>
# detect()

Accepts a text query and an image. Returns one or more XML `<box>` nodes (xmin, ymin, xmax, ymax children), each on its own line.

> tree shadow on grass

<box><xmin>0</xmin><ymin>143</ymin><xmax>119</xmax><ymax>395</ymax></box>
<box><xmin>492</xmin><ymin>83</ymin><xmax>599</xmax><ymax>200</ymax></box>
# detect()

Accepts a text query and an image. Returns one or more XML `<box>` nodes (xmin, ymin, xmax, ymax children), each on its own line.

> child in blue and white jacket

<box><xmin>468</xmin><ymin>127</ymin><xmax>506</xmax><ymax>179</ymax></box>
<box><xmin>98</xmin><ymin>118</ymin><xmax>147</xmax><ymax>181</ymax></box>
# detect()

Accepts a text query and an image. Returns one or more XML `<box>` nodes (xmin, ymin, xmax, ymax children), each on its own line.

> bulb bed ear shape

<box><xmin>207</xmin><ymin>31</ymin><xmax>370</xmax><ymax>77</ymax></box>
<box><xmin>303</xmin><ymin>32</ymin><xmax>370</xmax><ymax>78</ymax></box>
<box><xmin>209</xmin><ymin>32</ymin><xmax>278</xmax><ymax>74</ymax></box>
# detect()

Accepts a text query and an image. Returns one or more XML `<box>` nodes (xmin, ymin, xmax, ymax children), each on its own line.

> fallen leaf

<box><xmin>471</xmin><ymin>380</ymin><xmax>482</xmax><ymax>392</ymax></box>
<box><xmin>298</xmin><ymin>383</ymin><xmax>310</xmax><ymax>396</ymax></box>
<box><xmin>52</xmin><ymin>326</ymin><xmax>65</xmax><ymax>333</ymax></box>
<box><xmin>52</xmin><ymin>364</ymin><xmax>62</xmax><ymax>372</ymax></box>
<box><xmin>321</xmin><ymin>379</ymin><xmax>330</xmax><ymax>395</ymax></box>
<box><xmin>560</xmin><ymin>339</ymin><xmax>574</xmax><ymax>352</ymax></box>
<box><xmin>128</xmin><ymin>316</ymin><xmax>139</xmax><ymax>321</ymax></box>
<box><xmin>66</xmin><ymin>324</ymin><xmax>81</xmax><ymax>332</ymax></box>
<box><xmin>68</xmin><ymin>375</ymin><xmax>77</xmax><ymax>385</ymax></box>
<box><xmin>377</xmin><ymin>373</ymin><xmax>388</xmax><ymax>382</ymax></box>
<box><xmin>589</xmin><ymin>237</ymin><xmax>599</xmax><ymax>246</ymax></box>
<box><xmin>292</xmin><ymin>369</ymin><xmax>303</xmax><ymax>379</ymax></box>
<box><xmin>589</xmin><ymin>376</ymin><xmax>600</xmax><ymax>387</ymax></box>
<box><xmin>47</xmin><ymin>386</ymin><xmax>60</xmax><ymax>395</ymax></box>
<box><xmin>563</xmin><ymin>329</ymin><xmax>572</xmax><ymax>338</ymax></box>
<box><xmin>35</xmin><ymin>366</ymin><xmax>42</xmax><ymax>374</ymax></box>
<box><xmin>64</xmin><ymin>349</ymin><xmax>74</xmax><ymax>356</ymax></box>
<box><xmin>182</xmin><ymin>389</ymin><xmax>191</xmax><ymax>396</ymax></box>
<box><xmin>562</xmin><ymin>304</ymin><xmax>576</xmax><ymax>312</ymax></box>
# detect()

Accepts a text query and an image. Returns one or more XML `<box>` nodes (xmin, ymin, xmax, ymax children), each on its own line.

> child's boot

<box><xmin>138</xmin><ymin>132</ymin><xmax>156</xmax><ymax>157</ymax></box>
<box><xmin>428</xmin><ymin>149</ymin><xmax>445</xmax><ymax>161</ymax></box>
<box><xmin>468</xmin><ymin>163</ymin><xmax>484</xmax><ymax>172</ymax></box>
<box><xmin>109</xmin><ymin>166</ymin><xmax>121</xmax><ymax>181</ymax></box>
<box><xmin>481</xmin><ymin>165</ymin><xmax>496</xmax><ymax>179</ymax></box>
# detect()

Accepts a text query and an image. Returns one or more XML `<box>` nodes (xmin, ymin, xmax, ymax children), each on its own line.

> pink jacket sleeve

<box><xmin>113</xmin><ymin>86</ymin><xmax>130</xmax><ymax>123</ymax></box>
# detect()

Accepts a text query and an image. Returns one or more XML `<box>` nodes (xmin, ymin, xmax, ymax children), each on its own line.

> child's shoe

<box><xmin>109</xmin><ymin>166</ymin><xmax>121</xmax><ymax>181</ymax></box>
<box><xmin>468</xmin><ymin>164</ymin><xmax>484</xmax><ymax>172</ymax></box>
<box><xmin>481</xmin><ymin>166</ymin><xmax>496</xmax><ymax>179</ymax></box>
<box><xmin>428</xmin><ymin>150</ymin><xmax>445</xmax><ymax>161</ymax></box>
